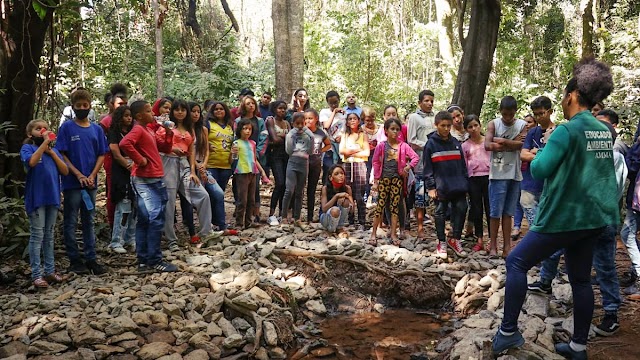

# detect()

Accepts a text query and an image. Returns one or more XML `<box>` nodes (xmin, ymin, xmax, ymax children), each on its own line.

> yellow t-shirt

<box><xmin>207</xmin><ymin>121</ymin><xmax>234</xmax><ymax>169</ymax></box>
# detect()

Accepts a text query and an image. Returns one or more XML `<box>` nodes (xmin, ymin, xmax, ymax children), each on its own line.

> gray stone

<box><xmin>222</xmin><ymin>334</ymin><xmax>244</xmax><ymax>348</ymax></box>
<box><xmin>263</xmin><ymin>321</ymin><xmax>278</xmax><ymax>346</ymax></box>
<box><xmin>522</xmin><ymin>316</ymin><xmax>546</xmax><ymax>343</ymax></box>
<box><xmin>228</xmin><ymin>270</ymin><xmax>259</xmax><ymax>293</ymax></box>
<box><xmin>487</xmin><ymin>289</ymin><xmax>505</xmax><ymax>312</ymax></box>
<box><xmin>37</xmin><ymin>300</ymin><xmax>61</xmax><ymax>313</ymax></box>
<box><xmin>260</xmin><ymin>244</ymin><xmax>275</xmax><ymax>258</ymax></box>
<box><xmin>136</xmin><ymin>342</ymin><xmax>173</xmax><ymax>360</ymax></box>
<box><xmin>305</xmin><ymin>299</ymin><xmax>327</xmax><ymax>315</ymax></box>
<box><xmin>231</xmin><ymin>292</ymin><xmax>259</xmax><ymax>311</ymax></box>
<box><xmin>435</xmin><ymin>337</ymin><xmax>455</xmax><ymax>353</ymax></box>
<box><xmin>552</xmin><ymin>284</ymin><xmax>573</xmax><ymax>304</ymax></box>
<box><xmin>162</xmin><ymin>303</ymin><xmax>183</xmax><ymax>318</ymax></box>
<box><xmin>449</xmin><ymin>338</ymin><xmax>479</xmax><ymax>360</ymax></box>
<box><xmin>206</xmin><ymin>322</ymin><xmax>223</xmax><ymax>337</ymax></box>
<box><xmin>268</xmin><ymin>347</ymin><xmax>287</xmax><ymax>359</ymax></box>
<box><xmin>463</xmin><ymin>318</ymin><xmax>494</xmax><ymax>329</ymax></box>
<box><xmin>561</xmin><ymin>316</ymin><xmax>596</xmax><ymax>339</ymax></box>
<box><xmin>455</xmin><ymin>275</ymin><xmax>469</xmax><ymax>296</ymax></box>
<box><xmin>68</xmin><ymin>323</ymin><xmax>106</xmax><ymax>346</ymax></box>
<box><xmin>254</xmin><ymin>347</ymin><xmax>269</xmax><ymax>360</ymax></box>
<box><xmin>218</xmin><ymin>317</ymin><xmax>239</xmax><ymax>337</ymax></box>
<box><xmin>186</xmin><ymin>255</ymin><xmax>213</xmax><ymax>266</ymax></box>
<box><xmin>523</xmin><ymin>294</ymin><xmax>550</xmax><ymax>319</ymax></box>
<box><xmin>27</xmin><ymin>340</ymin><xmax>68</xmax><ymax>355</ymax></box>
<box><xmin>231</xmin><ymin>318</ymin><xmax>252</xmax><ymax>331</ymax></box>
<box><xmin>104</xmin><ymin>316</ymin><xmax>139</xmax><ymax>336</ymax></box>
<box><xmin>183</xmin><ymin>349</ymin><xmax>209</xmax><ymax>360</ymax></box>
<box><xmin>48</xmin><ymin>330</ymin><xmax>72</xmax><ymax>345</ymax></box>
<box><xmin>1</xmin><ymin>355</ymin><xmax>27</xmax><ymax>360</ymax></box>
<box><xmin>157</xmin><ymin>354</ymin><xmax>183</xmax><ymax>360</ymax></box>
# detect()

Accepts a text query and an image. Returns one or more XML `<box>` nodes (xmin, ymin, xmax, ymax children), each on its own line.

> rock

<box><xmin>231</xmin><ymin>292</ymin><xmax>259</xmax><ymax>311</ymax></box>
<box><xmin>37</xmin><ymin>300</ymin><xmax>61</xmax><ymax>313</ymax></box>
<box><xmin>523</xmin><ymin>294</ymin><xmax>549</xmax><ymax>319</ymax></box>
<box><xmin>455</xmin><ymin>275</ymin><xmax>469</xmax><ymax>296</ymax></box>
<box><xmin>522</xmin><ymin>316</ymin><xmax>546</xmax><ymax>342</ymax></box>
<box><xmin>27</xmin><ymin>341</ymin><xmax>68</xmax><ymax>355</ymax></box>
<box><xmin>311</xmin><ymin>347</ymin><xmax>335</xmax><ymax>357</ymax></box>
<box><xmin>260</xmin><ymin>244</ymin><xmax>275</xmax><ymax>257</ymax></box>
<box><xmin>188</xmin><ymin>333</ymin><xmax>211</xmax><ymax>348</ymax></box>
<box><xmin>203</xmin><ymin>287</ymin><xmax>225</xmax><ymax>320</ymax></box>
<box><xmin>222</xmin><ymin>334</ymin><xmax>244</xmax><ymax>348</ymax></box>
<box><xmin>183</xmin><ymin>349</ymin><xmax>209</xmax><ymax>360</ymax></box>
<box><xmin>136</xmin><ymin>342</ymin><xmax>173</xmax><ymax>360</ymax></box>
<box><xmin>132</xmin><ymin>312</ymin><xmax>153</xmax><ymax>326</ymax></box>
<box><xmin>263</xmin><ymin>321</ymin><xmax>278</xmax><ymax>346</ymax></box>
<box><xmin>268</xmin><ymin>347</ymin><xmax>287</xmax><ymax>359</ymax></box>
<box><xmin>186</xmin><ymin>255</ymin><xmax>213</xmax><ymax>266</ymax></box>
<box><xmin>562</xmin><ymin>316</ymin><xmax>596</xmax><ymax>339</ymax></box>
<box><xmin>0</xmin><ymin>342</ymin><xmax>28</xmax><ymax>359</ymax></box>
<box><xmin>463</xmin><ymin>318</ymin><xmax>494</xmax><ymax>329</ymax></box>
<box><xmin>435</xmin><ymin>337</ymin><xmax>455</xmax><ymax>353</ymax></box>
<box><xmin>1</xmin><ymin>355</ymin><xmax>26</xmax><ymax>360</ymax></box>
<box><xmin>206</xmin><ymin>322</ymin><xmax>223</xmax><ymax>337</ymax></box>
<box><xmin>305</xmin><ymin>300</ymin><xmax>327</xmax><ymax>315</ymax></box>
<box><xmin>249</xmin><ymin>287</ymin><xmax>272</xmax><ymax>304</ymax></box>
<box><xmin>487</xmin><ymin>289</ymin><xmax>505</xmax><ymax>311</ymax></box>
<box><xmin>552</xmin><ymin>284</ymin><xmax>573</xmax><ymax>304</ymax></box>
<box><xmin>145</xmin><ymin>331</ymin><xmax>176</xmax><ymax>345</ymax></box>
<box><xmin>162</xmin><ymin>303</ymin><xmax>183</xmax><ymax>318</ymax></box>
<box><xmin>68</xmin><ymin>323</ymin><xmax>106</xmax><ymax>346</ymax></box>
<box><xmin>231</xmin><ymin>318</ymin><xmax>252</xmax><ymax>331</ymax></box>
<box><xmin>449</xmin><ymin>338</ymin><xmax>479</xmax><ymax>360</ymax></box>
<box><xmin>254</xmin><ymin>348</ymin><xmax>269</xmax><ymax>360</ymax></box>
<box><xmin>157</xmin><ymin>354</ymin><xmax>183</xmax><ymax>360</ymax></box>
<box><xmin>147</xmin><ymin>311</ymin><xmax>170</xmax><ymax>328</ymax></box>
<box><xmin>228</xmin><ymin>270</ymin><xmax>259</xmax><ymax>293</ymax></box>
<box><xmin>105</xmin><ymin>316</ymin><xmax>139</xmax><ymax>336</ymax></box>
<box><xmin>48</xmin><ymin>330</ymin><xmax>72</xmax><ymax>345</ymax></box>
<box><xmin>77</xmin><ymin>347</ymin><xmax>97</xmax><ymax>360</ymax></box>
<box><xmin>218</xmin><ymin>318</ymin><xmax>239</xmax><ymax>337</ymax></box>
<box><xmin>109</xmin><ymin>332</ymin><xmax>138</xmax><ymax>344</ymax></box>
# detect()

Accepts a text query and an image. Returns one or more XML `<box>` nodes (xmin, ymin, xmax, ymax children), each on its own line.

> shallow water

<box><xmin>301</xmin><ymin>309</ymin><xmax>452</xmax><ymax>359</ymax></box>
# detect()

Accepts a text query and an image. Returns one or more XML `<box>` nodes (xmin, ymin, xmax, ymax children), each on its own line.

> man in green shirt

<box><xmin>492</xmin><ymin>58</ymin><xmax>617</xmax><ymax>360</ymax></box>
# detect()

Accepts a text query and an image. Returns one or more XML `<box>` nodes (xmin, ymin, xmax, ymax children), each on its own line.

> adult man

<box><xmin>343</xmin><ymin>93</ymin><xmax>362</xmax><ymax>118</ymax></box>
<box><xmin>258</xmin><ymin>92</ymin><xmax>273</xmax><ymax>119</ymax></box>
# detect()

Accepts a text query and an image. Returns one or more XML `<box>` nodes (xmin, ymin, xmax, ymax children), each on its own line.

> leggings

<box><xmin>281</xmin><ymin>158</ymin><xmax>308</xmax><ymax>220</ymax></box>
<box><xmin>375</xmin><ymin>177</ymin><xmax>403</xmax><ymax>218</ymax></box>
<box><xmin>468</xmin><ymin>175</ymin><xmax>490</xmax><ymax>237</ymax></box>
<box><xmin>501</xmin><ymin>228</ymin><xmax>603</xmax><ymax>345</ymax></box>
<box><xmin>345</xmin><ymin>162</ymin><xmax>367</xmax><ymax>225</ymax></box>
<box><xmin>270</xmin><ymin>155</ymin><xmax>288</xmax><ymax>213</ymax></box>
<box><xmin>307</xmin><ymin>161</ymin><xmax>322</xmax><ymax>221</ymax></box>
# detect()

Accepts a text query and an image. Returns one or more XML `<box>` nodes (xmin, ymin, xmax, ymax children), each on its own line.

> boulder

<box><xmin>136</xmin><ymin>342</ymin><xmax>173</xmax><ymax>360</ymax></box>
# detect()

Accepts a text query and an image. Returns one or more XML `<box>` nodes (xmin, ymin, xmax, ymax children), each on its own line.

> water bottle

<box><xmin>163</xmin><ymin>120</ymin><xmax>175</xmax><ymax>130</ymax></box>
<box><xmin>231</xmin><ymin>141</ymin><xmax>239</xmax><ymax>161</ymax></box>
<box><xmin>370</xmin><ymin>188</ymin><xmax>378</xmax><ymax>204</ymax></box>
<box><xmin>40</xmin><ymin>129</ymin><xmax>56</xmax><ymax>141</ymax></box>
<box><xmin>81</xmin><ymin>189</ymin><xmax>94</xmax><ymax>211</ymax></box>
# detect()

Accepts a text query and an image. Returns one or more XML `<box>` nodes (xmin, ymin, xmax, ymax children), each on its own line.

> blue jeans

<box><xmin>63</xmin><ymin>188</ymin><xmax>97</xmax><ymax>264</ymax></box>
<box><xmin>28</xmin><ymin>206</ymin><xmax>58</xmax><ymax>280</ymax></box>
<box><xmin>208</xmin><ymin>168</ymin><xmax>233</xmax><ymax>191</ymax></box>
<box><xmin>204</xmin><ymin>179</ymin><xmax>226</xmax><ymax>229</ymax></box>
<box><xmin>322</xmin><ymin>152</ymin><xmax>335</xmax><ymax>186</ymax></box>
<box><xmin>621</xmin><ymin>209</ymin><xmax>640</xmax><ymax>275</ymax></box>
<box><xmin>593</xmin><ymin>225</ymin><xmax>621</xmax><ymax>312</ymax></box>
<box><xmin>132</xmin><ymin>178</ymin><xmax>168</xmax><ymax>266</ymax></box>
<box><xmin>489</xmin><ymin>179</ymin><xmax>520</xmax><ymax>218</ymax></box>
<box><xmin>519</xmin><ymin>190</ymin><xmax>540</xmax><ymax>227</ymax></box>
<box><xmin>514</xmin><ymin>203</ymin><xmax>523</xmax><ymax>229</ymax></box>
<box><xmin>539</xmin><ymin>249</ymin><xmax>564</xmax><ymax>284</ymax></box>
<box><xmin>502</xmin><ymin>227</ymin><xmax>602</xmax><ymax>345</ymax></box>
<box><xmin>110</xmin><ymin>199</ymin><xmax>136</xmax><ymax>249</ymax></box>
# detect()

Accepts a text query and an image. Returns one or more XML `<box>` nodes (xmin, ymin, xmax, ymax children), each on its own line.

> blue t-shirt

<box><xmin>522</xmin><ymin>126</ymin><xmax>544</xmax><ymax>193</ymax></box>
<box><xmin>55</xmin><ymin>120</ymin><xmax>108</xmax><ymax>191</ymax></box>
<box><xmin>20</xmin><ymin>144</ymin><xmax>64</xmax><ymax>215</ymax></box>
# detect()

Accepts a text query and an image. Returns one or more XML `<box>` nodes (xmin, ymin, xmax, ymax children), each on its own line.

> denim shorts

<box><xmin>414</xmin><ymin>179</ymin><xmax>427</xmax><ymax>209</ymax></box>
<box><xmin>489</xmin><ymin>179</ymin><xmax>521</xmax><ymax>217</ymax></box>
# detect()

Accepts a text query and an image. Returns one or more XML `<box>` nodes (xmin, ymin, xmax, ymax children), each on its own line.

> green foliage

<box><xmin>0</xmin><ymin>197</ymin><xmax>29</xmax><ymax>257</ymax></box>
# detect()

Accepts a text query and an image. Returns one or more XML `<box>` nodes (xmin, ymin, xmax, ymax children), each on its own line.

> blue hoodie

<box><xmin>422</xmin><ymin>131</ymin><xmax>469</xmax><ymax>200</ymax></box>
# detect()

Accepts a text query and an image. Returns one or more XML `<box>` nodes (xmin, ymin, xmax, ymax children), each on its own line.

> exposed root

<box><xmin>223</xmin><ymin>298</ymin><xmax>263</xmax><ymax>352</ymax></box>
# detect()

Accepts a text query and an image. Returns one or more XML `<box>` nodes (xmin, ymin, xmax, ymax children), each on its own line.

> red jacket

<box><xmin>119</xmin><ymin>122</ymin><xmax>173</xmax><ymax>178</ymax></box>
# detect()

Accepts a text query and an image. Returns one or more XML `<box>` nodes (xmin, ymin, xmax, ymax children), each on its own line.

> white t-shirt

<box><xmin>319</xmin><ymin>108</ymin><xmax>346</xmax><ymax>130</ymax></box>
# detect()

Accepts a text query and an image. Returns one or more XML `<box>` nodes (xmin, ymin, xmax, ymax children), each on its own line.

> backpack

<box><xmin>625</xmin><ymin>140</ymin><xmax>640</xmax><ymax>174</ymax></box>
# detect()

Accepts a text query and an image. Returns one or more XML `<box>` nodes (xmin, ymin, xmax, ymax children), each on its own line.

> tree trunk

<box><xmin>434</xmin><ymin>0</ymin><xmax>455</xmax><ymax>67</ymax></box>
<box><xmin>451</xmin><ymin>0</ymin><xmax>501</xmax><ymax>118</ymax></box>
<box><xmin>273</xmin><ymin>0</ymin><xmax>303</xmax><ymax>102</ymax></box>
<box><xmin>153</xmin><ymin>0</ymin><xmax>164</xmax><ymax>98</ymax></box>
<box><xmin>581</xmin><ymin>0</ymin><xmax>594</xmax><ymax>58</ymax></box>
<box><xmin>0</xmin><ymin>0</ymin><xmax>54</xmax><ymax>196</ymax></box>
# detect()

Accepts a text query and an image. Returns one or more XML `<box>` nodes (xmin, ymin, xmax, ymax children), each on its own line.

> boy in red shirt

<box><xmin>119</xmin><ymin>100</ymin><xmax>177</xmax><ymax>273</ymax></box>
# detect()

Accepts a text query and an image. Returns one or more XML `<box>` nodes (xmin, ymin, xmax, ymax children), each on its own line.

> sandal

<box><xmin>391</xmin><ymin>238</ymin><xmax>401</xmax><ymax>247</ymax></box>
<box><xmin>44</xmin><ymin>273</ymin><xmax>65</xmax><ymax>284</ymax></box>
<box><xmin>33</xmin><ymin>278</ymin><xmax>49</xmax><ymax>288</ymax></box>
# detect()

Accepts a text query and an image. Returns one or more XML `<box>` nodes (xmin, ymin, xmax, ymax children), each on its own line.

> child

<box><xmin>361</xmin><ymin>107</ymin><xmax>379</xmax><ymax>206</ymax></box>
<box><xmin>369</xmin><ymin>118</ymin><xmax>419</xmax><ymax>245</ymax></box>
<box><xmin>281</xmin><ymin>113</ymin><xmax>314</xmax><ymax>228</ymax></box>
<box><xmin>158</xmin><ymin>100</ymin><xmax>221</xmax><ymax>250</ymax></box>
<box><xmin>340</xmin><ymin>113</ymin><xmax>370</xmax><ymax>230</ymax></box>
<box><xmin>266</xmin><ymin>101</ymin><xmax>290</xmax><ymax>225</ymax></box>
<box><xmin>192</xmin><ymin>101</ymin><xmax>226</xmax><ymax>232</ymax></box>
<box><xmin>484</xmin><ymin>96</ymin><xmax>527</xmax><ymax>258</ymax></box>
<box><xmin>232</xmin><ymin>119</ymin><xmax>268</xmax><ymax>229</ymax></box>
<box><xmin>55</xmin><ymin>89</ymin><xmax>108</xmax><ymax>275</ymax></box>
<box><xmin>108</xmin><ymin>106</ymin><xmax>137</xmax><ymax>254</ymax></box>
<box><xmin>119</xmin><ymin>100</ymin><xmax>178</xmax><ymax>272</ymax></box>
<box><xmin>304</xmin><ymin>109</ymin><xmax>331</xmax><ymax>223</ymax></box>
<box><xmin>448</xmin><ymin>105</ymin><xmax>468</xmax><ymax>142</ymax></box>
<box><xmin>21</xmin><ymin>120</ymin><xmax>69</xmax><ymax>287</ymax></box>
<box><xmin>461</xmin><ymin>115</ymin><xmax>491</xmax><ymax>252</ymax></box>
<box><xmin>407</xmin><ymin>90</ymin><xmax>437</xmax><ymax>239</ymax></box>
<box><xmin>512</xmin><ymin>114</ymin><xmax>538</xmax><ymax>240</ymax></box>
<box><xmin>320</xmin><ymin>165</ymin><xmax>354</xmax><ymax>233</ymax></box>
<box><xmin>423</xmin><ymin>111</ymin><xmax>469</xmax><ymax>259</ymax></box>
<box><xmin>320</xmin><ymin>91</ymin><xmax>347</xmax><ymax>185</ymax></box>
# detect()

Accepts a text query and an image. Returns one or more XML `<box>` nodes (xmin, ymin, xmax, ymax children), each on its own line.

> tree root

<box><xmin>223</xmin><ymin>298</ymin><xmax>263</xmax><ymax>352</ymax></box>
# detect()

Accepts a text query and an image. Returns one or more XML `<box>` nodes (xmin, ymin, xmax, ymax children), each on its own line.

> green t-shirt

<box><xmin>530</xmin><ymin>110</ymin><xmax>619</xmax><ymax>233</ymax></box>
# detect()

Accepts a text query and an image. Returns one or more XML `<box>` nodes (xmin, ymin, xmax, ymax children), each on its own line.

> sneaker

<box><xmin>294</xmin><ymin>220</ymin><xmax>308</xmax><ymax>230</ymax></box>
<box><xmin>436</xmin><ymin>242</ymin><xmax>448</xmax><ymax>259</ymax></box>
<box><xmin>33</xmin><ymin>278</ymin><xmax>49</xmax><ymax>288</ymax></box>
<box><xmin>357</xmin><ymin>224</ymin><xmax>366</xmax><ymax>231</ymax></box>
<box><xmin>190</xmin><ymin>235</ymin><xmax>201</xmax><ymax>244</ymax></box>
<box><xmin>620</xmin><ymin>271</ymin><xmax>637</xmax><ymax>288</ymax></box>
<box><xmin>153</xmin><ymin>261</ymin><xmax>178</xmax><ymax>273</ymax></box>
<box><xmin>44</xmin><ymin>273</ymin><xmax>65</xmax><ymax>284</ymax></box>
<box><xmin>492</xmin><ymin>329</ymin><xmax>525</xmax><ymax>355</ymax></box>
<box><xmin>594</xmin><ymin>312</ymin><xmax>620</xmax><ymax>336</ymax></box>
<box><xmin>67</xmin><ymin>262</ymin><xmax>90</xmax><ymax>275</ymax></box>
<box><xmin>137</xmin><ymin>264</ymin><xmax>154</xmax><ymax>274</ymax></box>
<box><xmin>554</xmin><ymin>343</ymin><xmax>587</xmax><ymax>360</ymax></box>
<box><xmin>110</xmin><ymin>245</ymin><xmax>127</xmax><ymax>254</ymax></box>
<box><xmin>206</xmin><ymin>230</ymin><xmax>224</xmax><ymax>240</ymax></box>
<box><xmin>169</xmin><ymin>242</ymin><xmax>180</xmax><ymax>252</ymax></box>
<box><xmin>124</xmin><ymin>242</ymin><xmax>136</xmax><ymax>253</ymax></box>
<box><xmin>268</xmin><ymin>215</ymin><xmax>280</xmax><ymax>226</ymax></box>
<box><xmin>528</xmin><ymin>280</ymin><xmax>552</xmax><ymax>295</ymax></box>
<box><xmin>86</xmin><ymin>260</ymin><xmax>107</xmax><ymax>275</ymax></box>
<box><xmin>447</xmin><ymin>238</ymin><xmax>467</xmax><ymax>257</ymax></box>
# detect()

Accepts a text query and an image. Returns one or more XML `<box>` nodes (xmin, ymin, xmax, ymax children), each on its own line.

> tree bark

<box><xmin>272</xmin><ymin>0</ymin><xmax>291</xmax><ymax>101</ymax></box>
<box><xmin>581</xmin><ymin>0</ymin><xmax>594</xmax><ymax>58</ymax></box>
<box><xmin>0</xmin><ymin>0</ymin><xmax>54</xmax><ymax>196</ymax></box>
<box><xmin>287</xmin><ymin>0</ymin><xmax>304</xmax><ymax>98</ymax></box>
<box><xmin>451</xmin><ymin>0</ymin><xmax>501</xmax><ymax>118</ymax></box>
<box><xmin>434</xmin><ymin>0</ymin><xmax>455</xmax><ymax>67</ymax></box>
<box><xmin>153</xmin><ymin>0</ymin><xmax>164</xmax><ymax>98</ymax></box>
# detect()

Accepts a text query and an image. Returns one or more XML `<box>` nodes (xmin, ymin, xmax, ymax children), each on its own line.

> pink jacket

<box><xmin>372</xmin><ymin>141</ymin><xmax>420</xmax><ymax>180</ymax></box>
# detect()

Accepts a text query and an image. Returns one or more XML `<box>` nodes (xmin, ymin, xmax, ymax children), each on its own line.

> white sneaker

<box><xmin>436</xmin><ymin>242</ymin><xmax>448</xmax><ymax>259</ymax></box>
<box><xmin>268</xmin><ymin>215</ymin><xmax>280</xmax><ymax>226</ymax></box>
<box><xmin>206</xmin><ymin>230</ymin><xmax>224</xmax><ymax>240</ymax></box>
<box><xmin>110</xmin><ymin>245</ymin><xmax>126</xmax><ymax>254</ymax></box>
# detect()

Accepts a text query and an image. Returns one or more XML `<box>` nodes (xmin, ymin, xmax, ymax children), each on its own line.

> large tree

<box><xmin>451</xmin><ymin>0</ymin><xmax>501</xmax><ymax>117</ymax></box>
<box><xmin>272</xmin><ymin>0</ymin><xmax>304</xmax><ymax>101</ymax></box>
<box><xmin>0</xmin><ymin>0</ymin><xmax>56</xmax><ymax>196</ymax></box>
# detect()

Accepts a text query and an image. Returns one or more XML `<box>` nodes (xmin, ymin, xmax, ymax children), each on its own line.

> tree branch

<box><xmin>458</xmin><ymin>0</ymin><xmax>467</xmax><ymax>48</ymax></box>
<box><xmin>220</xmin><ymin>0</ymin><xmax>239</xmax><ymax>32</ymax></box>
